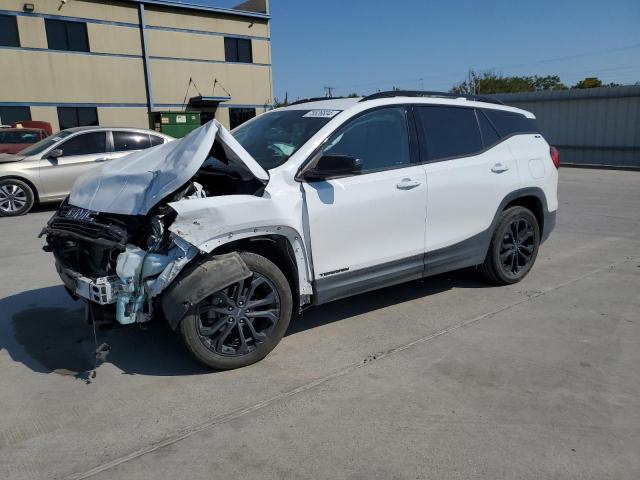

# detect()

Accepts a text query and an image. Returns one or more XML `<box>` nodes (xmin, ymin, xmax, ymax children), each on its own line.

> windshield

<box><xmin>18</xmin><ymin>131</ymin><xmax>72</xmax><ymax>156</ymax></box>
<box><xmin>232</xmin><ymin>110</ymin><xmax>340</xmax><ymax>170</ymax></box>
<box><xmin>0</xmin><ymin>131</ymin><xmax>40</xmax><ymax>144</ymax></box>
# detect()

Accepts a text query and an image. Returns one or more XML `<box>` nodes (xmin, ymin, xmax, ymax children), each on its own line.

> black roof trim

<box><xmin>359</xmin><ymin>90</ymin><xmax>505</xmax><ymax>106</ymax></box>
<box><xmin>287</xmin><ymin>96</ymin><xmax>352</xmax><ymax>106</ymax></box>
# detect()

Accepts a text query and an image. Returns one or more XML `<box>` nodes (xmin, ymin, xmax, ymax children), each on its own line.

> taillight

<box><xmin>550</xmin><ymin>146</ymin><xmax>560</xmax><ymax>169</ymax></box>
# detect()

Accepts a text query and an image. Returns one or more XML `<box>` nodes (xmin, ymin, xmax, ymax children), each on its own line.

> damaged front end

<box><xmin>42</xmin><ymin>199</ymin><xmax>199</xmax><ymax>325</ymax></box>
<box><xmin>40</xmin><ymin>120</ymin><xmax>269</xmax><ymax>327</ymax></box>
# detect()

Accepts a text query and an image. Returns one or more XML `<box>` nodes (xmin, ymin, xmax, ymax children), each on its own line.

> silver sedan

<box><xmin>0</xmin><ymin>127</ymin><xmax>173</xmax><ymax>216</ymax></box>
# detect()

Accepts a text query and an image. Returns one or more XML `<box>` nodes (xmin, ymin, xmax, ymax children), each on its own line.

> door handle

<box><xmin>94</xmin><ymin>157</ymin><xmax>108</xmax><ymax>163</ymax></box>
<box><xmin>491</xmin><ymin>163</ymin><xmax>509</xmax><ymax>173</ymax></box>
<box><xmin>396</xmin><ymin>178</ymin><xmax>421</xmax><ymax>190</ymax></box>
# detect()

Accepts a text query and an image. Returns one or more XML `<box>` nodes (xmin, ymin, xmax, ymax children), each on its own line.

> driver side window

<box><xmin>322</xmin><ymin>107</ymin><xmax>410</xmax><ymax>174</ymax></box>
<box><xmin>59</xmin><ymin>132</ymin><xmax>107</xmax><ymax>156</ymax></box>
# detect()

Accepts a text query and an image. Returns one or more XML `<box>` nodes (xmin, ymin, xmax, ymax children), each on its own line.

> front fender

<box><xmin>168</xmin><ymin>195</ymin><xmax>314</xmax><ymax>297</ymax></box>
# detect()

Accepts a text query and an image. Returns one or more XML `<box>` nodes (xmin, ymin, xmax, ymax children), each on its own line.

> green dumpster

<box><xmin>151</xmin><ymin>111</ymin><xmax>201</xmax><ymax>138</ymax></box>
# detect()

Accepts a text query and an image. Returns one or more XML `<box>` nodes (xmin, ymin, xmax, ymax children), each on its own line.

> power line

<box><xmin>330</xmin><ymin>43</ymin><xmax>640</xmax><ymax>93</ymax></box>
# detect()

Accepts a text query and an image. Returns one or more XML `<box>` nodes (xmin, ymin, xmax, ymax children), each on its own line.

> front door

<box><xmin>302</xmin><ymin>106</ymin><xmax>428</xmax><ymax>303</ymax></box>
<box><xmin>39</xmin><ymin>131</ymin><xmax>110</xmax><ymax>199</ymax></box>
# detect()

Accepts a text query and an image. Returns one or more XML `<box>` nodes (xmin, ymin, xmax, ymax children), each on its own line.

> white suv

<box><xmin>42</xmin><ymin>91</ymin><xmax>559</xmax><ymax>370</ymax></box>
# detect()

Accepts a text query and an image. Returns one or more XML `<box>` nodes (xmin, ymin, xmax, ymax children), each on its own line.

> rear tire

<box><xmin>178</xmin><ymin>252</ymin><xmax>293</xmax><ymax>370</ymax></box>
<box><xmin>478</xmin><ymin>206</ymin><xmax>540</xmax><ymax>284</ymax></box>
<box><xmin>0</xmin><ymin>178</ymin><xmax>35</xmax><ymax>216</ymax></box>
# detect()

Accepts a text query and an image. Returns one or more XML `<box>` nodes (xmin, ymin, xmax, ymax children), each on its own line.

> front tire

<box><xmin>179</xmin><ymin>252</ymin><xmax>293</xmax><ymax>370</ymax></box>
<box><xmin>478</xmin><ymin>206</ymin><xmax>540</xmax><ymax>284</ymax></box>
<box><xmin>0</xmin><ymin>178</ymin><xmax>35</xmax><ymax>216</ymax></box>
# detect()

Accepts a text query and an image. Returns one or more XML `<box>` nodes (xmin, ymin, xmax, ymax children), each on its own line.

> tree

<box><xmin>451</xmin><ymin>70</ymin><xmax>567</xmax><ymax>94</ymax></box>
<box><xmin>572</xmin><ymin>77</ymin><xmax>602</xmax><ymax>89</ymax></box>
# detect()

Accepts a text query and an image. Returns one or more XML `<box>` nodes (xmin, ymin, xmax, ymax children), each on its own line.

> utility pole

<box><xmin>324</xmin><ymin>86</ymin><xmax>334</xmax><ymax>98</ymax></box>
<box><xmin>467</xmin><ymin>69</ymin><xmax>477</xmax><ymax>95</ymax></box>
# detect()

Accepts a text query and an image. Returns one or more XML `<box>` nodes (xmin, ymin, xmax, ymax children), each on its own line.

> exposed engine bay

<box><xmin>41</xmin><ymin>120</ymin><xmax>268</xmax><ymax>326</ymax></box>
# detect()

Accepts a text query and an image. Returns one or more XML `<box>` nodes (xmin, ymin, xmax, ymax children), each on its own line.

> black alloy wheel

<box><xmin>478</xmin><ymin>206</ymin><xmax>540</xmax><ymax>284</ymax></box>
<box><xmin>196</xmin><ymin>273</ymin><xmax>281</xmax><ymax>356</ymax></box>
<box><xmin>179</xmin><ymin>252</ymin><xmax>293</xmax><ymax>370</ymax></box>
<box><xmin>499</xmin><ymin>216</ymin><xmax>536</xmax><ymax>276</ymax></box>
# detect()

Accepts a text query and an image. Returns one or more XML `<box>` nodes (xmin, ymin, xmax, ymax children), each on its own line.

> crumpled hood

<box><xmin>0</xmin><ymin>153</ymin><xmax>25</xmax><ymax>163</ymax></box>
<box><xmin>69</xmin><ymin>120</ymin><xmax>268</xmax><ymax>215</ymax></box>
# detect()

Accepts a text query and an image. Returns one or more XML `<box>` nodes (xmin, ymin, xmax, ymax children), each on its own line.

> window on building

<box><xmin>476</xmin><ymin>109</ymin><xmax>501</xmax><ymax>148</ymax></box>
<box><xmin>482</xmin><ymin>109</ymin><xmax>538</xmax><ymax>137</ymax></box>
<box><xmin>417</xmin><ymin>106</ymin><xmax>483</xmax><ymax>161</ymax></box>
<box><xmin>322</xmin><ymin>107</ymin><xmax>410</xmax><ymax>174</ymax></box>
<box><xmin>224</xmin><ymin>37</ymin><xmax>252</xmax><ymax>63</ymax></box>
<box><xmin>45</xmin><ymin>19</ymin><xmax>89</xmax><ymax>52</ymax></box>
<box><xmin>0</xmin><ymin>106</ymin><xmax>31</xmax><ymax>125</ymax></box>
<box><xmin>59</xmin><ymin>132</ymin><xmax>107</xmax><ymax>156</ymax></box>
<box><xmin>113</xmin><ymin>131</ymin><xmax>152</xmax><ymax>151</ymax></box>
<box><xmin>57</xmin><ymin>107</ymin><xmax>98</xmax><ymax>130</ymax></box>
<box><xmin>0</xmin><ymin>14</ymin><xmax>20</xmax><ymax>47</ymax></box>
<box><xmin>229</xmin><ymin>108</ymin><xmax>256</xmax><ymax>129</ymax></box>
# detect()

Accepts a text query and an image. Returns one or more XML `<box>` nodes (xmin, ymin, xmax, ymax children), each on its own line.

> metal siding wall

<box><xmin>493</xmin><ymin>86</ymin><xmax>640</xmax><ymax>168</ymax></box>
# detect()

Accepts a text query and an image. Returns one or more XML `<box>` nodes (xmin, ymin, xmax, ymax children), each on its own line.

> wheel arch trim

<box><xmin>186</xmin><ymin>225</ymin><xmax>314</xmax><ymax>301</ymax></box>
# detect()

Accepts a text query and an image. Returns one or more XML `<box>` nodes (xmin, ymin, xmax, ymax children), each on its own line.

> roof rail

<box><xmin>359</xmin><ymin>90</ymin><xmax>505</xmax><ymax>106</ymax></box>
<box><xmin>287</xmin><ymin>96</ymin><xmax>352</xmax><ymax>106</ymax></box>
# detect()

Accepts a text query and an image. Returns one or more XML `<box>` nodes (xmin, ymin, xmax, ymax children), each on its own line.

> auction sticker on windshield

<box><xmin>303</xmin><ymin>110</ymin><xmax>340</xmax><ymax>118</ymax></box>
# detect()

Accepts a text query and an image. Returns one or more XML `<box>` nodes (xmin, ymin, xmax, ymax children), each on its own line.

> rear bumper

<box><xmin>541</xmin><ymin>209</ymin><xmax>557</xmax><ymax>244</ymax></box>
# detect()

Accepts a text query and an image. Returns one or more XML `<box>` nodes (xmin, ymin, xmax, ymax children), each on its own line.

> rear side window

<box><xmin>113</xmin><ymin>131</ymin><xmax>151</xmax><ymax>151</ymax></box>
<box><xmin>476</xmin><ymin>110</ymin><xmax>501</xmax><ymax>147</ymax></box>
<box><xmin>483</xmin><ymin>109</ymin><xmax>538</xmax><ymax>137</ymax></box>
<box><xmin>322</xmin><ymin>107</ymin><xmax>411</xmax><ymax>173</ymax></box>
<box><xmin>60</xmin><ymin>132</ymin><xmax>107</xmax><ymax>156</ymax></box>
<box><xmin>416</xmin><ymin>106</ymin><xmax>482</xmax><ymax>161</ymax></box>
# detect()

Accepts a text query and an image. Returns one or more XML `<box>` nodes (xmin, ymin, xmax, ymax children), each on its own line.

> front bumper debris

<box><xmin>56</xmin><ymin>262</ymin><xmax>117</xmax><ymax>305</ymax></box>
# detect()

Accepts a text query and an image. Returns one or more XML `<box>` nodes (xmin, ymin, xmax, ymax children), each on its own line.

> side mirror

<box><xmin>48</xmin><ymin>149</ymin><xmax>63</xmax><ymax>159</ymax></box>
<box><xmin>303</xmin><ymin>154</ymin><xmax>362</xmax><ymax>181</ymax></box>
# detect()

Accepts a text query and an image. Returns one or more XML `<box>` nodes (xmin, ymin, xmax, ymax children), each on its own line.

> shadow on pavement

<box><xmin>0</xmin><ymin>269</ymin><xmax>488</xmax><ymax>379</ymax></box>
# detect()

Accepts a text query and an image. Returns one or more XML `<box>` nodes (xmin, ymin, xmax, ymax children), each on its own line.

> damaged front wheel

<box><xmin>179</xmin><ymin>252</ymin><xmax>293</xmax><ymax>370</ymax></box>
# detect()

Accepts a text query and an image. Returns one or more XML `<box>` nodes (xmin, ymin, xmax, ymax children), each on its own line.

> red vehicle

<box><xmin>0</xmin><ymin>128</ymin><xmax>48</xmax><ymax>154</ymax></box>
<box><xmin>11</xmin><ymin>120</ymin><xmax>53</xmax><ymax>135</ymax></box>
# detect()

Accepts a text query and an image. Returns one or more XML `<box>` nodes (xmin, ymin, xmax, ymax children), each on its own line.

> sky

<box><xmin>194</xmin><ymin>0</ymin><xmax>640</xmax><ymax>101</ymax></box>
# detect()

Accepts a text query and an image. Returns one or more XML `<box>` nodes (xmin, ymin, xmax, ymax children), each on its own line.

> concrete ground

<box><xmin>0</xmin><ymin>168</ymin><xmax>638</xmax><ymax>480</ymax></box>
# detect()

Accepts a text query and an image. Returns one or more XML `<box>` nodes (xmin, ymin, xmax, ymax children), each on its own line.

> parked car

<box><xmin>41</xmin><ymin>91</ymin><xmax>559</xmax><ymax>370</ymax></box>
<box><xmin>11</xmin><ymin>120</ymin><xmax>53</xmax><ymax>135</ymax></box>
<box><xmin>0</xmin><ymin>127</ymin><xmax>48</xmax><ymax>154</ymax></box>
<box><xmin>0</xmin><ymin>127</ymin><xmax>173</xmax><ymax>216</ymax></box>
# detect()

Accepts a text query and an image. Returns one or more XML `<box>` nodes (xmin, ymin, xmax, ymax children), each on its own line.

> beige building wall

<box><xmin>147</xmin><ymin>29</ymin><xmax>224</xmax><ymax>61</ymax></box>
<box><xmin>15</xmin><ymin>16</ymin><xmax>47</xmax><ymax>49</ymax></box>
<box><xmin>0</xmin><ymin>50</ymin><xmax>147</xmax><ymax>104</ymax></box>
<box><xmin>97</xmin><ymin>107</ymin><xmax>151</xmax><ymax>128</ymax></box>
<box><xmin>150</xmin><ymin>61</ymin><xmax>272</xmax><ymax>106</ymax></box>
<box><xmin>145</xmin><ymin>7</ymin><xmax>269</xmax><ymax>38</ymax></box>
<box><xmin>28</xmin><ymin>107</ymin><xmax>61</xmax><ymax>132</ymax></box>
<box><xmin>2</xmin><ymin>0</ymin><xmax>140</xmax><ymax>24</ymax></box>
<box><xmin>87</xmin><ymin>23</ymin><xmax>143</xmax><ymax>56</ymax></box>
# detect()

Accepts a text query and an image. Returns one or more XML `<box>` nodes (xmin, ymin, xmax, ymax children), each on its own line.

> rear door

<box><xmin>302</xmin><ymin>106</ymin><xmax>428</xmax><ymax>303</ymax></box>
<box><xmin>39</xmin><ymin>131</ymin><xmax>109</xmax><ymax>199</ymax></box>
<box><xmin>416</xmin><ymin>105</ymin><xmax>520</xmax><ymax>272</ymax></box>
